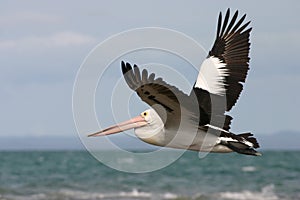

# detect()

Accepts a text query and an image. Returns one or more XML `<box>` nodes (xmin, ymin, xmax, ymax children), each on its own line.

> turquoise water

<box><xmin>0</xmin><ymin>151</ymin><xmax>299</xmax><ymax>200</ymax></box>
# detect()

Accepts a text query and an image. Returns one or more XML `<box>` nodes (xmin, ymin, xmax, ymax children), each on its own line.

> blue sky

<box><xmin>1</xmin><ymin>1</ymin><xmax>299</xmax><ymax>145</ymax></box>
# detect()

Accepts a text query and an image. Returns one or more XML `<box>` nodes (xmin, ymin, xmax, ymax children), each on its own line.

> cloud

<box><xmin>0</xmin><ymin>31</ymin><xmax>97</xmax><ymax>50</ymax></box>
<box><xmin>0</xmin><ymin>11</ymin><xmax>62</xmax><ymax>26</ymax></box>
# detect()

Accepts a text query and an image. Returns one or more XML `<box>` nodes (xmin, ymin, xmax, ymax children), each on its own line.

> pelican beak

<box><xmin>88</xmin><ymin>115</ymin><xmax>147</xmax><ymax>137</ymax></box>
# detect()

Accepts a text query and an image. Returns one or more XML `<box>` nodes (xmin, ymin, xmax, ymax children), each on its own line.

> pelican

<box><xmin>89</xmin><ymin>9</ymin><xmax>261</xmax><ymax>156</ymax></box>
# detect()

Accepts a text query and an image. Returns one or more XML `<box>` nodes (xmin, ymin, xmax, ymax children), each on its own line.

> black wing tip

<box><xmin>220</xmin><ymin>8</ymin><xmax>230</xmax><ymax>16</ymax></box>
<box><xmin>133</xmin><ymin>64</ymin><xmax>140</xmax><ymax>73</ymax></box>
<box><xmin>121</xmin><ymin>60</ymin><xmax>129</xmax><ymax>74</ymax></box>
<box><xmin>217</xmin><ymin>9</ymin><xmax>251</xmax><ymax>36</ymax></box>
<box><xmin>223</xmin><ymin>8</ymin><xmax>243</xmax><ymax>17</ymax></box>
<box><xmin>120</xmin><ymin>61</ymin><xmax>143</xmax><ymax>75</ymax></box>
<box><xmin>125</xmin><ymin>62</ymin><xmax>132</xmax><ymax>70</ymax></box>
<box><xmin>121</xmin><ymin>61</ymin><xmax>136</xmax><ymax>74</ymax></box>
<box><xmin>121</xmin><ymin>61</ymin><xmax>138</xmax><ymax>89</ymax></box>
<box><xmin>121</xmin><ymin>60</ymin><xmax>132</xmax><ymax>66</ymax></box>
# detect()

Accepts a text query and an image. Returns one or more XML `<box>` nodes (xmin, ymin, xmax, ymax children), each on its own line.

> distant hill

<box><xmin>0</xmin><ymin>136</ymin><xmax>84</xmax><ymax>151</ymax></box>
<box><xmin>0</xmin><ymin>131</ymin><xmax>299</xmax><ymax>150</ymax></box>
<box><xmin>0</xmin><ymin>134</ymin><xmax>155</xmax><ymax>151</ymax></box>
<box><xmin>257</xmin><ymin>131</ymin><xmax>300</xmax><ymax>150</ymax></box>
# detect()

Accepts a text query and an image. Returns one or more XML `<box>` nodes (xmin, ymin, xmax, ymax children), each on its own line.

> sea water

<box><xmin>0</xmin><ymin>151</ymin><xmax>299</xmax><ymax>200</ymax></box>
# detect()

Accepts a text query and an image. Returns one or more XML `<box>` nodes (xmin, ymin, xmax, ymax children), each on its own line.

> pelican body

<box><xmin>89</xmin><ymin>9</ymin><xmax>261</xmax><ymax>156</ymax></box>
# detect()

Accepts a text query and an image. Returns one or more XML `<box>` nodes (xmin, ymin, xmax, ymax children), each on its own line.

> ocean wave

<box><xmin>0</xmin><ymin>185</ymin><xmax>289</xmax><ymax>200</ymax></box>
<box><xmin>0</xmin><ymin>189</ymin><xmax>178</xmax><ymax>200</ymax></box>
<box><xmin>58</xmin><ymin>188</ymin><xmax>178</xmax><ymax>199</ymax></box>
<box><xmin>216</xmin><ymin>185</ymin><xmax>279</xmax><ymax>200</ymax></box>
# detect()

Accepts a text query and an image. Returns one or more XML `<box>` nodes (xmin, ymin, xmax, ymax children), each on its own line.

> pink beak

<box><xmin>88</xmin><ymin>115</ymin><xmax>147</xmax><ymax>137</ymax></box>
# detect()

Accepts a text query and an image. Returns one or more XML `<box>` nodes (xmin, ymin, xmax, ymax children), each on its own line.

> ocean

<box><xmin>0</xmin><ymin>150</ymin><xmax>299</xmax><ymax>200</ymax></box>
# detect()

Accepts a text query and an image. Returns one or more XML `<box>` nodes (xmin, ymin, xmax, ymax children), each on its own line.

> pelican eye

<box><xmin>143</xmin><ymin>112</ymin><xmax>148</xmax><ymax>117</ymax></box>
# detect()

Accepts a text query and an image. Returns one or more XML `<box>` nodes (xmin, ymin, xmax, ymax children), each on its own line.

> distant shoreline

<box><xmin>1</xmin><ymin>131</ymin><xmax>300</xmax><ymax>151</ymax></box>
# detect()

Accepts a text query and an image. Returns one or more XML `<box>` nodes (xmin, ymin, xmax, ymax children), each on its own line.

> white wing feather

<box><xmin>195</xmin><ymin>56</ymin><xmax>228</xmax><ymax>95</ymax></box>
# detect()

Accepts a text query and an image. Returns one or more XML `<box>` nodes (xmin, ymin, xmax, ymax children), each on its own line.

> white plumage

<box><xmin>195</xmin><ymin>56</ymin><xmax>228</xmax><ymax>95</ymax></box>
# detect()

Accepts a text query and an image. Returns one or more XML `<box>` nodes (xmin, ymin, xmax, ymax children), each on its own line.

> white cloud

<box><xmin>0</xmin><ymin>31</ymin><xmax>97</xmax><ymax>50</ymax></box>
<box><xmin>0</xmin><ymin>11</ymin><xmax>62</xmax><ymax>26</ymax></box>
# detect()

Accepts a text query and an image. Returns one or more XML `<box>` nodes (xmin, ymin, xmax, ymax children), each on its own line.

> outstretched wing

<box><xmin>193</xmin><ymin>8</ymin><xmax>251</xmax><ymax>112</ymax></box>
<box><xmin>121</xmin><ymin>61</ymin><xmax>198</xmax><ymax>128</ymax></box>
<box><xmin>191</xmin><ymin>9</ymin><xmax>251</xmax><ymax>131</ymax></box>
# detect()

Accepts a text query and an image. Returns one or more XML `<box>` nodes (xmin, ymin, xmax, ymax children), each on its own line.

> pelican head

<box><xmin>88</xmin><ymin>109</ymin><xmax>165</xmax><ymax>145</ymax></box>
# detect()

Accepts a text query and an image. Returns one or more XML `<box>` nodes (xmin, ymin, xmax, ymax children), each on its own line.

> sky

<box><xmin>0</xmin><ymin>1</ymin><xmax>300</xmax><ymax>149</ymax></box>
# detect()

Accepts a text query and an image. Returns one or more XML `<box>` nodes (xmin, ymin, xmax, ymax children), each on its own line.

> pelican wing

<box><xmin>193</xmin><ymin>9</ymin><xmax>251</xmax><ymax>112</ymax></box>
<box><xmin>121</xmin><ymin>61</ymin><xmax>197</xmax><ymax>128</ymax></box>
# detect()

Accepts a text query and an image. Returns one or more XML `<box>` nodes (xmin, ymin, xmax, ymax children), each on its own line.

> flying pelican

<box><xmin>89</xmin><ymin>9</ymin><xmax>261</xmax><ymax>156</ymax></box>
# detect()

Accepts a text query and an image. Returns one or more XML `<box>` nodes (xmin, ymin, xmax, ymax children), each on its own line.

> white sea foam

<box><xmin>218</xmin><ymin>184</ymin><xmax>279</xmax><ymax>200</ymax></box>
<box><xmin>59</xmin><ymin>189</ymin><xmax>139</xmax><ymax>199</ymax></box>
<box><xmin>0</xmin><ymin>185</ymin><xmax>286</xmax><ymax>200</ymax></box>
<box><xmin>241</xmin><ymin>166</ymin><xmax>257</xmax><ymax>172</ymax></box>
<box><xmin>57</xmin><ymin>189</ymin><xmax>105</xmax><ymax>199</ymax></box>
<box><xmin>119</xmin><ymin>188</ymin><xmax>151</xmax><ymax>198</ymax></box>
<box><xmin>4</xmin><ymin>193</ymin><xmax>47</xmax><ymax>200</ymax></box>
<box><xmin>1</xmin><ymin>189</ymin><xmax>179</xmax><ymax>200</ymax></box>
<box><xmin>57</xmin><ymin>188</ymin><xmax>178</xmax><ymax>199</ymax></box>
<box><xmin>163</xmin><ymin>192</ymin><xmax>178</xmax><ymax>199</ymax></box>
